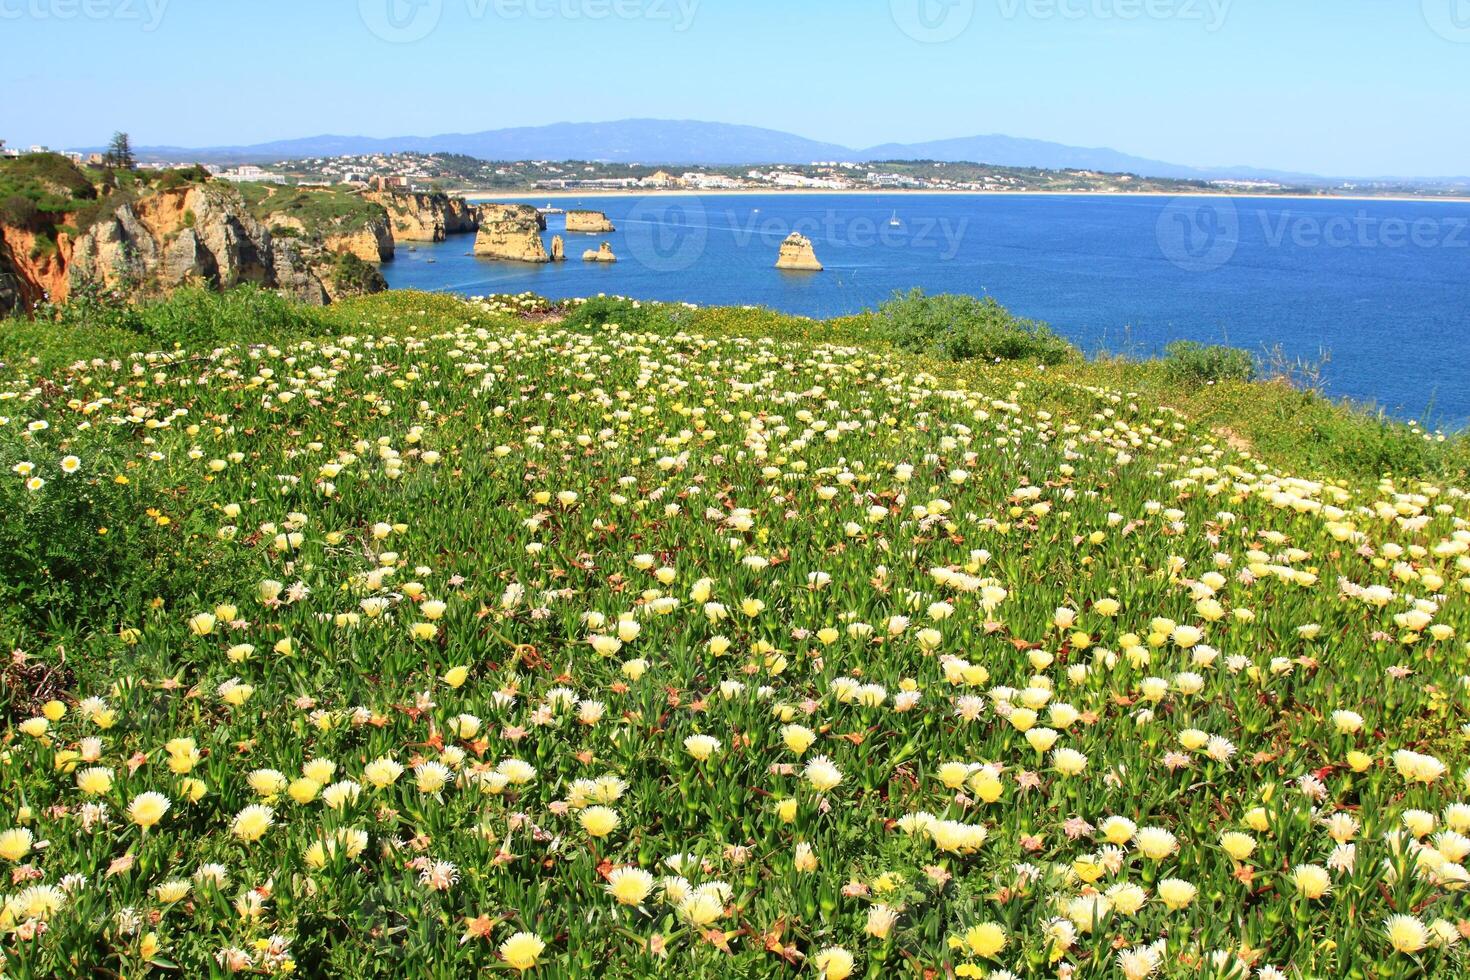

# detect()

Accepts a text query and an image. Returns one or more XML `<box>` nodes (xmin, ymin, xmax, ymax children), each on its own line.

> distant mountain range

<box><xmin>94</xmin><ymin>119</ymin><xmax>1464</xmax><ymax>186</ymax></box>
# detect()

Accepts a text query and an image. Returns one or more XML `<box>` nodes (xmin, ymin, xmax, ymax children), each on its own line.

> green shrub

<box><xmin>0</xmin><ymin>448</ymin><xmax>242</xmax><ymax>640</ymax></box>
<box><xmin>0</xmin><ymin>194</ymin><xmax>40</xmax><ymax>229</ymax></box>
<box><xmin>874</xmin><ymin>289</ymin><xmax>1077</xmax><ymax>364</ymax></box>
<box><xmin>134</xmin><ymin>285</ymin><xmax>332</xmax><ymax>348</ymax></box>
<box><xmin>558</xmin><ymin>296</ymin><xmax>672</xmax><ymax>334</ymax></box>
<box><xmin>1163</xmin><ymin>341</ymin><xmax>1257</xmax><ymax>385</ymax></box>
<box><xmin>331</xmin><ymin>252</ymin><xmax>387</xmax><ymax>297</ymax></box>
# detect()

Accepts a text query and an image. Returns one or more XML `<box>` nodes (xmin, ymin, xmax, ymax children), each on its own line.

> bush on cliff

<box><xmin>559</xmin><ymin>295</ymin><xmax>670</xmax><ymax>334</ymax></box>
<box><xmin>1162</xmin><ymin>340</ymin><xmax>1258</xmax><ymax>386</ymax></box>
<box><xmin>874</xmin><ymin>288</ymin><xmax>1078</xmax><ymax>365</ymax></box>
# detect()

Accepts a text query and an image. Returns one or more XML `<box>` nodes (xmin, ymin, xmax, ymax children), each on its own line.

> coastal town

<box><xmin>0</xmin><ymin>139</ymin><xmax>1297</xmax><ymax>196</ymax></box>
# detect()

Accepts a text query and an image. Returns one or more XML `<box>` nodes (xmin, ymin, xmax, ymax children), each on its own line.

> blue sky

<box><xmin>3</xmin><ymin>0</ymin><xmax>1467</xmax><ymax>176</ymax></box>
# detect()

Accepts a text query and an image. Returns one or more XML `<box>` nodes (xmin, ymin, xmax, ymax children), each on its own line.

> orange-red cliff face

<box><xmin>0</xmin><ymin>226</ymin><xmax>72</xmax><ymax>309</ymax></box>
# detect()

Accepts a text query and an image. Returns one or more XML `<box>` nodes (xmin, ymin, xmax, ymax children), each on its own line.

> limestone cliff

<box><xmin>0</xmin><ymin>160</ymin><xmax>387</xmax><ymax>311</ymax></box>
<box><xmin>478</xmin><ymin>203</ymin><xmax>547</xmax><ymax>231</ymax></box>
<box><xmin>550</xmin><ymin>235</ymin><xmax>566</xmax><ymax>262</ymax></box>
<box><xmin>775</xmin><ymin>232</ymin><xmax>823</xmax><ymax>271</ymax></box>
<box><xmin>566</xmin><ymin>209</ymin><xmax>616</xmax><ymax>234</ymax></box>
<box><xmin>326</xmin><ymin>221</ymin><xmax>395</xmax><ymax>263</ymax></box>
<box><xmin>582</xmin><ymin>242</ymin><xmax>617</xmax><ymax>263</ymax></box>
<box><xmin>367</xmin><ymin>190</ymin><xmax>479</xmax><ymax>242</ymax></box>
<box><xmin>474</xmin><ymin>204</ymin><xmax>549</xmax><ymax>263</ymax></box>
<box><xmin>66</xmin><ymin>183</ymin><xmax>382</xmax><ymax>304</ymax></box>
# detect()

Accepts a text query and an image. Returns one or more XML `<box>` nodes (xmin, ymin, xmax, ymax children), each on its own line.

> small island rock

<box><xmin>566</xmin><ymin>209</ymin><xmax>616</xmax><ymax>233</ymax></box>
<box><xmin>582</xmin><ymin>242</ymin><xmax>617</xmax><ymax>263</ymax></box>
<box><xmin>775</xmin><ymin>232</ymin><xmax>822</xmax><ymax>271</ymax></box>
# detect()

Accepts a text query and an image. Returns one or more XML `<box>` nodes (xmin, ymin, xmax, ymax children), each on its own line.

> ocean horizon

<box><xmin>383</xmin><ymin>192</ymin><xmax>1470</xmax><ymax>428</ymax></box>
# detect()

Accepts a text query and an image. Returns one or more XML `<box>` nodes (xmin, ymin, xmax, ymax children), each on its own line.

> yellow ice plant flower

<box><xmin>962</xmin><ymin>922</ymin><xmax>1007</xmax><ymax>958</ymax></box>
<box><xmin>1291</xmin><ymin>864</ymin><xmax>1332</xmax><ymax>899</ymax></box>
<box><xmin>684</xmin><ymin>735</ymin><xmax>720</xmax><ymax>761</ymax></box>
<box><xmin>363</xmin><ymin>758</ymin><xmax>405</xmax><ymax>788</ymax></box>
<box><xmin>288</xmin><ymin>778</ymin><xmax>321</xmax><ymax>804</ymax></box>
<box><xmin>247</xmin><ymin>769</ymin><xmax>288</xmax><ymax>798</ymax></box>
<box><xmin>813</xmin><ymin>946</ymin><xmax>855</xmax><ymax>979</ymax></box>
<box><xmin>579</xmin><ymin>806</ymin><xmax>620</xmax><ymax>838</ymax></box>
<box><xmin>781</xmin><ymin>724</ymin><xmax>817</xmax><ymax>755</ymax></box>
<box><xmin>76</xmin><ymin>766</ymin><xmax>115</xmax><ymax>795</ymax></box>
<box><xmin>230</xmin><ymin>805</ymin><xmax>275</xmax><ymax>843</ymax></box>
<box><xmin>804</xmin><ymin>756</ymin><xmax>844</xmax><ymax>792</ymax></box>
<box><xmin>1157</xmin><ymin>878</ymin><xmax>1197</xmax><ymax>910</ymax></box>
<box><xmin>1220</xmin><ymin>832</ymin><xmax>1256</xmax><ymax>861</ymax></box>
<box><xmin>678</xmin><ymin>892</ymin><xmax>724</xmax><ymax>926</ymax></box>
<box><xmin>1135</xmin><ymin>827</ymin><xmax>1179</xmax><ymax>861</ymax></box>
<box><xmin>499</xmin><ymin>931</ymin><xmax>545</xmax><ymax>971</ymax></box>
<box><xmin>606</xmin><ymin>867</ymin><xmax>654</xmax><ymax>906</ymax></box>
<box><xmin>1386</xmin><ymin>914</ymin><xmax>1429</xmax><ymax>954</ymax></box>
<box><xmin>0</xmin><ymin>828</ymin><xmax>33</xmax><ymax>862</ymax></box>
<box><xmin>127</xmin><ymin>791</ymin><xmax>171</xmax><ymax>830</ymax></box>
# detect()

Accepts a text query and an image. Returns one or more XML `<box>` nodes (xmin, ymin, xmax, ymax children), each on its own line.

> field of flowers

<box><xmin>1</xmin><ymin>295</ymin><xmax>1468</xmax><ymax>978</ymax></box>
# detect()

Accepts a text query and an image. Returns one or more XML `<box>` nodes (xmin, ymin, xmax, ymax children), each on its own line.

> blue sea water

<box><xmin>382</xmin><ymin>193</ymin><xmax>1470</xmax><ymax>427</ymax></box>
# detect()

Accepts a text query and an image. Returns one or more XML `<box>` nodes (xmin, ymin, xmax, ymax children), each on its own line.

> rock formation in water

<box><xmin>474</xmin><ymin>204</ymin><xmax>550</xmax><ymax>263</ymax></box>
<box><xmin>550</xmin><ymin>235</ymin><xmax>566</xmax><ymax>262</ymax></box>
<box><xmin>367</xmin><ymin>190</ymin><xmax>479</xmax><ymax>242</ymax></box>
<box><xmin>566</xmin><ymin>209</ymin><xmax>616</xmax><ymax>233</ymax></box>
<box><xmin>775</xmin><ymin>232</ymin><xmax>823</xmax><ymax>271</ymax></box>
<box><xmin>582</xmin><ymin>242</ymin><xmax>617</xmax><ymax>263</ymax></box>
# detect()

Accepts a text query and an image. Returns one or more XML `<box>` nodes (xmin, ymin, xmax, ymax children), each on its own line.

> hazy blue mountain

<box><xmin>101</xmin><ymin>119</ymin><xmax>1457</xmax><ymax>183</ymax></box>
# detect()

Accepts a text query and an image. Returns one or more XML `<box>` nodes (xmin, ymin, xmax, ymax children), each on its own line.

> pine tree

<box><xmin>104</xmin><ymin>132</ymin><xmax>135</xmax><ymax>170</ymax></box>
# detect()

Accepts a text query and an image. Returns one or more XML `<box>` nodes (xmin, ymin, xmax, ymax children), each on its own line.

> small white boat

<box><xmin>889</xmin><ymin>210</ymin><xmax>902</xmax><ymax>227</ymax></box>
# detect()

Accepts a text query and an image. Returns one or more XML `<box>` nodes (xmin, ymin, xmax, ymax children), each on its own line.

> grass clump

<box><xmin>558</xmin><ymin>295</ymin><xmax>670</xmax><ymax>334</ymax></box>
<box><xmin>874</xmin><ymin>288</ymin><xmax>1078</xmax><ymax>365</ymax></box>
<box><xmin>1162</xmin><ymin>340</ymin><xmax>1258</xmax><ymax>386</ymax></box>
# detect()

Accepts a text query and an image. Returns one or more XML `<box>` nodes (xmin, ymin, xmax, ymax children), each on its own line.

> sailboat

<box><xmin>888</xmin><ymin>210</ymin><xmax>902</xmax><ymax>228</ymax></box>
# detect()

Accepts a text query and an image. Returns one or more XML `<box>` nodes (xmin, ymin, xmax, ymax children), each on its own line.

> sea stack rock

<box><xmin>550</xmin><ymin>235</ymin><xmax>566</xmax><ymax>262</ymax></box>
<box><xmin>368</xmin><ymin>190</ymin><xmax>480</xmax><ymax>242</ymax></box>
<box><xmin>474</xmin><ymin>204</ymin><xmax>550</xmax><ymax>263</ymax></box>
<box><xmin>566</xmin><ymin>209</ymin><xmax>616</xmax><ymax>233</ymax></box>
<box><xmin>775</xmin><ymin>232</ymin><xmax>822</xmax><ymax>271</ymax></box>
<box><xmin>582</xmin><ymin>242</ymin><xmax>617</xmax><ymax>263</ymax></box>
